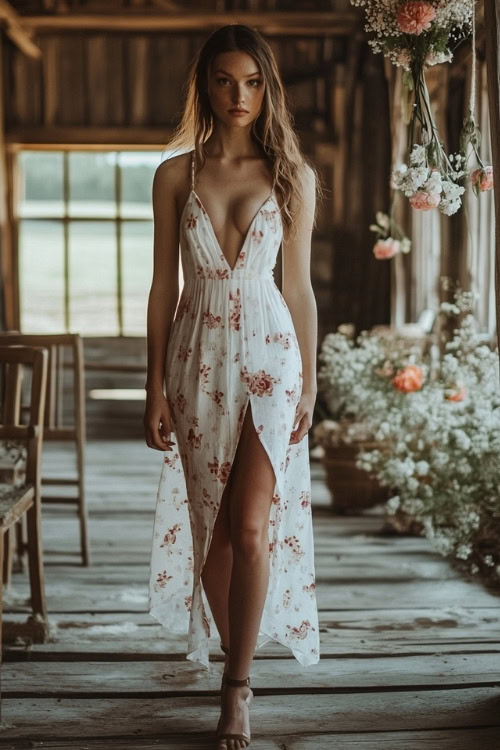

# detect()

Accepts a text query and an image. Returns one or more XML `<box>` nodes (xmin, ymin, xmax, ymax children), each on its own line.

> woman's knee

<box><xmin>231</xmin><ymin>523</ymin><xmax>268</xmax><ymax>561</ymax></box>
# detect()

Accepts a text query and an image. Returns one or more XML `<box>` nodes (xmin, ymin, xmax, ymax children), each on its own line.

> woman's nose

<box><xmin>232</xmin><ymin>84</ymin><xmax>246</xmax><ymax>103</ymax></box>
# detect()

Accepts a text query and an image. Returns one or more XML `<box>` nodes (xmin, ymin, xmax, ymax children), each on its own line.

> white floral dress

<box><xmin>148</xmin><ymin>151</ymin><xmax>320</xmax><ymax>670</ymax></box>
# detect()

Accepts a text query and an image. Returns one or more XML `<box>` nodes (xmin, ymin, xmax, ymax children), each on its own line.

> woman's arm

<box><xmin>281</xmin><ymin>163</ymin><xmax>318</xmax><ymax>444</ymax></box>
<box><xmin>143</xmin><ymin>158</ymin><xmax>181</xmax><ymax>450</ymax></box>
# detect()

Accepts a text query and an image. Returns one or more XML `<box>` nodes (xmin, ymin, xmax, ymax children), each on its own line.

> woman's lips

<box><xmin>229</xmin><ymin>109</ymin><xmax>249</xmax><ymax>116</ymax></box>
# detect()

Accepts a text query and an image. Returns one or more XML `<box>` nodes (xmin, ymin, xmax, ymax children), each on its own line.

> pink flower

<box><xmin>392</xmin><ymin>364</ymin><xmax>424</xmax><ymax>393</ymax></box>
<box><xmin>373</xmin><ymin>238</ymin><xmax>400</xmax><ymax>260</ymax></box>
<box><xmin>409</xmin><ymin>191</ymin><xmax>440</xmax><ymax>211</ymax></box>
<box><xmin>471</xmin><ymin>166</ymin><xmax>494</xmax><ymax>192</ymax></box>
<box><xmin>396</xmin><ymin>2</ymin><xmax>436</xmax><ymax>35</ymax></box>
<box><xmin>397</xmin><ymin>49</ymin><xmax>412</xmax><ymax>67</ymax></box>
<box><xmin>445</xmin><ymin>386</ymin><xmax>467</xmax><ymax>402</ymax></box>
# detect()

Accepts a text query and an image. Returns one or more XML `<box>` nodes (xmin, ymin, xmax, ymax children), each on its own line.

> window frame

<box><xmin>10</xmin><ymin>143</ymin><xmax>163</xmax><ymax>337</ymax></box>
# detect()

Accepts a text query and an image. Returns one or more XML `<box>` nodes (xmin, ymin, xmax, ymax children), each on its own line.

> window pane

<box><xmin>19</xmin><ymin>219</ymin><xmax>65</xmax><ymax>332</ymax></box>
<box><xmin>69</xmin><ymin>221</ymin><xmax>118</xmax><ymax>335</ymax></box>
<box><xmin>69</xmin><ymin>152</ymin><xmax>117</xmax><ymax>218</ymax></box>
<box><xmin>18</xmin><ymin>152</ymin><xmax>64</xmax><ymax>218</ymax></box>
<box><xmin>122</xmin><ymin>220</ymin><xmax>153</xmax><ymax>335</ymax></box>
<box><xmin>119</xmin><ymin>151</ymin><xmax>160</xmax><ymax>219</ymax></box>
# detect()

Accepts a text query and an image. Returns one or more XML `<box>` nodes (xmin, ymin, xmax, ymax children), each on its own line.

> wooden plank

<box><xmin>1</xmin><ymin>690</ymin><xmax>499</xmax><ymax>739</ymax></box>
<box><xmin>19</xmin><ymin>607</ymin><xmax>500</xmax><ymax>642</ymax></box>
<box><xmin>5</xmin><ymin>574</ymin><xmax>499</xmax><ymax>613</ymax></box>
<box><xmin>13</xmin><ymin>556</ymin><xmax>462</xmax><ymax>585</ymax></box>
<box><xmin>4</xmin><ymin>652</ymin><xmax>500</xmax><ymax>697</ymax></box>
<box><xmin>3</xmin><ymin>727</ymin><xmax>500</xmax><ymax>750</ymax></box>
<box><xmin>4</xmin><ymin>628</ymin><xmax>499</xmax><ymax>662</ymax></box>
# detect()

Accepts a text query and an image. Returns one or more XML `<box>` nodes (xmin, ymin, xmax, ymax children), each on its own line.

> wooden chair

<box><xmin>0</xmin><ymin>345</ymin><xmax>50</xmax><ymax>657</ymax></box>
<box><xmin>0</xmin><ymin>333</ymin><xmax>89</xmax><ymax>568</ymax></box>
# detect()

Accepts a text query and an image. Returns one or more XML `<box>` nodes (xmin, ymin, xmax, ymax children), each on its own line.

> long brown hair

<box><xmin>164</xmin><ymin>23</ymin><xmax>322</xmax><ymax>237</ymax></box>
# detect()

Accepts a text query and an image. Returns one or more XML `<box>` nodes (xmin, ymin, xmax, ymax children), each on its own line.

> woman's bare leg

<box><xmin>217</xmin><ymin>404</ymin><xmax>276</xmax><ymax>749</ymax></box>
<box><xmin>201</xmin><ymin>476</ymin><xmax>233</xmax><ymax>652</ymax></box>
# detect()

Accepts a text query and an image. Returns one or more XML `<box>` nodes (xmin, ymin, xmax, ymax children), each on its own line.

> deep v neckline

<box><xmin>191</xmin><ymin>188</ymin><xmax>275</xmax><ymax>273</ymax></box>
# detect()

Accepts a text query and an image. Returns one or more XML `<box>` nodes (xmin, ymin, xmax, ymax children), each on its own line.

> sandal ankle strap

<box><xmin>222</xmin><ymin>673</ymin><xmax>250</xmax><ymax>688</ymax></box>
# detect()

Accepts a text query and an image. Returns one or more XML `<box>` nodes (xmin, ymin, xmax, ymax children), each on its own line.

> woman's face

<box><xmin>207</xmin><ymin>50</ymin><xmax>265</xmax><ymax>128</ymax></box>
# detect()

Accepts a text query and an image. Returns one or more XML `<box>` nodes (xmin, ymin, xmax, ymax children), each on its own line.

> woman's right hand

<box><xmin>143</xmin><ymin>391</ymin><xmax>176</xmax><ymax>451</ymax></box>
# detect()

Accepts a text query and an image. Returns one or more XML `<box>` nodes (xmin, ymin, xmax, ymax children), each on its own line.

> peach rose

<box><xmin>392</xmin><ymin>364</ymin><xmax>424</xmax><ymax>393</ymax></box>
<box><xmin>409</xmin><ymin>191</ymin><xmax>441</xmax><ymax>211</ymax></box>
<box><xmin>471</xmin><ymin>166</ymin><xmax>494</xmax><ymax>192</ymax></box>
<box><xmin>445</xmin><ymin>386</ymin><xmax>467</xmax><ymax>402</ymax></box>
<box><xmin>396</xmin><ymin>1</ymin><xmax>436</xmax><ymax>35</ymax></box>
<box><xmin>373</xmin><ymin>238</ymin><xmax>400</xmax><ymax>259</ymax></box>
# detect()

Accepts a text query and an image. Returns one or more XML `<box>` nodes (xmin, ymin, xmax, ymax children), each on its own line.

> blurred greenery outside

<box><xmin>19</xmin><ymin>150</ymin><xmax>171</xmax><ymax>336</ymax></box>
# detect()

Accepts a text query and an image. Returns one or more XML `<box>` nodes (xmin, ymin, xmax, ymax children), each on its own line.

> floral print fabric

<box><xmin>148</xmin><ymin>151</ymin><xmax>320</xmax><ymax>670</ymax></box>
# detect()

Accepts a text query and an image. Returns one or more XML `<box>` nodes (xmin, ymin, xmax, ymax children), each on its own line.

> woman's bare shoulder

<box><xmin>153</xmin><ymin>151</ymin><xmax>193</xmax><ymax>196</ymax></box>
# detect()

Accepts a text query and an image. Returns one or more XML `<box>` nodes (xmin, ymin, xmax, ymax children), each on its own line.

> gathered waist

<box><xmin>182</xmin><ymin>270</ymin><xmax>275</xmax><ymax>284</ymax></box>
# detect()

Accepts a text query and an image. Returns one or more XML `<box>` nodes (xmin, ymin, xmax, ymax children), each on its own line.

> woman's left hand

<box><xmin>289</xmin><ymin>390</ymin><xmax>316</xmax><ymax>444</ymax></box>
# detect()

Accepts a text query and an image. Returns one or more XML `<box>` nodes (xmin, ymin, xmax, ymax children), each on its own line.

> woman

<box><xmin>144</xmin><ymin>24</ymin><xmax>320</xmax><ymax>749</ymax></box>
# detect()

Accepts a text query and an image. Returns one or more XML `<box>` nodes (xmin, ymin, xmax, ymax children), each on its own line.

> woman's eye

<box><xmin>247</xmin><ymin>79</ymin><xmax>262</xmax><ymax>87</ymax></box>
<box><xmin>216</xmin><ymin>78</ymin><xmax>231</xmax><ymax>85</ymax></box>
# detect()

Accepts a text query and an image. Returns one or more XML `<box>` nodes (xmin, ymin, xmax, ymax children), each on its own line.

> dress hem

<box><xmin>148</xmin><ymin>603</ymin><xmax>320</xmax><ymax>672</ymax></box>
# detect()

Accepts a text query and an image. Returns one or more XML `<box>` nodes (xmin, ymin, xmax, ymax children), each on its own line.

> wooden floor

<box><xmin>2</xmin><ymin>439</ymin><xmax>500</xmax><ymax>748</ymax></box>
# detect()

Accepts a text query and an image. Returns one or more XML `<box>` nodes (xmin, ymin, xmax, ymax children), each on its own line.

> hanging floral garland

<box><xmin>350</xmin><ymin>0</ymin><xmax>494</xmax><ymax>258</ymax></box>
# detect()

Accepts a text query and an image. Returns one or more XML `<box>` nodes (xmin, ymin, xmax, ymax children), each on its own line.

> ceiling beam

<box><xmin>19</xmin><ymin>12</ymin><xmax>361</xmax><ymax>36</ymax></box>
<box><xmin>0</xmin><ymin>0</ymin><xmax>41</xmax><ymax>58</ymax></box>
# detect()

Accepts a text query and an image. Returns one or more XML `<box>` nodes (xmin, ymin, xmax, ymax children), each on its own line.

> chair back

<box><xmin>0</xmin><ymin>333</ymin><xmax>85</xmax><ymax>441</ymax></box>
<box><xmin>0</xmin><ymin>345</ymin><xmax>48</xmax><ymax>489</ymax></box>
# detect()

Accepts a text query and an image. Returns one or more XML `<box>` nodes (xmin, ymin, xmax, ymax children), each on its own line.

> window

<box><xmin>17</xmin><ymin>149</ymin><xmax>163</xmax><ymax>336</ymax></box>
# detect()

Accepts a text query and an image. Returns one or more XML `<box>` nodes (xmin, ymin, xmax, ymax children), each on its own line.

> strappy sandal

<box><xmin>215</xmin><ymin>673</ymin><xmax>253</xmax><ymax>748</ymax></box>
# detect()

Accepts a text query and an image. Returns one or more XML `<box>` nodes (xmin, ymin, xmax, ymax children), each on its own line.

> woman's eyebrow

<box><xmin>214</xmin><ymin>69</ymin><xmax>261</xmax><ymax>77</ymax></box>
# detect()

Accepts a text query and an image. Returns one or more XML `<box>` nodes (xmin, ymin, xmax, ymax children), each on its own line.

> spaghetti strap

<box><xmin>191</xmin><ymin>150</ymin><xmax>195</xmax><ymax>192</ymax></box>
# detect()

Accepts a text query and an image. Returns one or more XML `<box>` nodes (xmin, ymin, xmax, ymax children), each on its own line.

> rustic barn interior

<box><xmin>1</xmin><ymin>1</ymin><xmax>500</xmax><ymax>747</ymax></box>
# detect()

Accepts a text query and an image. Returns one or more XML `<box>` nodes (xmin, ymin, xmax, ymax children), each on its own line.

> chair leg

<box><xmin>79</xmin><ymin>502</ymin><xmax>90</xmax><ymax>567</ymax></box>
<box><xmin>76</xmin><ymin>440</ymin><xmax>90</xmax><ymax>567</ymax></box>
<box><xmin>2</xmin><ymin>527</ymin><xmax>14</xmax><ymax>587</ymax></box>
<box><xmin>14</xmin><ymin>516</ymin><xmax>26</xmax><ymax>573</ymax></box>
<box><xmin>1</xmin><ymin>530</ymin><xmax>4</xmax><ymax>646</ymax></box>
<box><xmin>1</xmin><ymin>530</ymin><xmax>4</xmax><ymax>718</ymax></box>
<box><xmin>26</xmin><ymin>499</ymin><xmax>48</xmax><ymax>634</ymax></box>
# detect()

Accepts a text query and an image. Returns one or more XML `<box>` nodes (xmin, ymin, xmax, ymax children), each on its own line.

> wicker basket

<box><xmin>321</xmin><ymin>441</ymin><xmax>391</xmax><ymax>514</ymax></box>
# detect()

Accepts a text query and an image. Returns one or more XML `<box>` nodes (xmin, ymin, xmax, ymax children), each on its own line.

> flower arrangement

<box><xmin>352</xmin><ymin>289</ymin><xmax>500</xmax><ymax>586</ymax></box>
<box><xmin>370</xmin><ymin>210</ymin><xmax>412</xmax><ymax>259</ymax></box>
<box><xmin>318</xmin><ymin>284</ymin><xmax>500</xmax><ymax>584</ymax></box>
<box><xmin>317</xmin><ymin>322</ymin><xmax>429</xmax><ymax>428</ymax></box>
<box><xmin>349</xmin><ymin>0</ymin><xmax>473</xmax><ymax>70</ymax></box>
<box><xmin>392</xmin><ymin>143</ymin><xmax>469</xmax><ymax>216</ymax></box>
<box><xmin>316</xmin><ymin>319</ymin><xmax>430</xmax><ymax>512</ymax></box>
<box><xmin>351</xmin><ymin>0</ymin><xmax>493</xmax><ymax>217</ymax></box>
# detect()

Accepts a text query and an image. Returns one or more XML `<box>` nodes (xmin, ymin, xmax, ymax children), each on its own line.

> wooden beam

<box><xmin>20</xmin><ymin>12</ymin><xmax>360</xmax><ymax>36</ymax></box>
<box><xmin>5</xmin><ymin>126</ymin><xmax>173</xmax><ymax>147</ymax></box>
<box><xmin>484</xmin><ymin>0</ymin><xmax>500</xmax><ymax>357</ymax></box>
<box><xmin>0</xmin><ymin>0</ymin><xmax>41</xmax><ymax>58</ymax></box>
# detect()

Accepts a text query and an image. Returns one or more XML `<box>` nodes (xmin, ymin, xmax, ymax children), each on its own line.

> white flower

<box><xmin>401</xmin><ymin>238</ymin><xmax>412</xmax><ymax>254</ymax></box>
<box><xmin>415</xmin><ymin>460</ymin><xmax>430</xmax><ymax>475</ymax></box>
<box><xmin>410</xmin><ymin>144</ymin><xmax>427</xmax><ymax>167</ymax></box>
<box><xmin>456</xmin><ymin>544</ymin><xmax>472</xmax><ymax>560</ymax></box>
<box><xmin>386</xmin><ymin>495</ymin><xmax>401</xmax><ymax>513</ymax></box>
<box><xmin>425</xmin><ymin>48</ymin><xmax>453</xmax><ymax>66</ymax></box>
